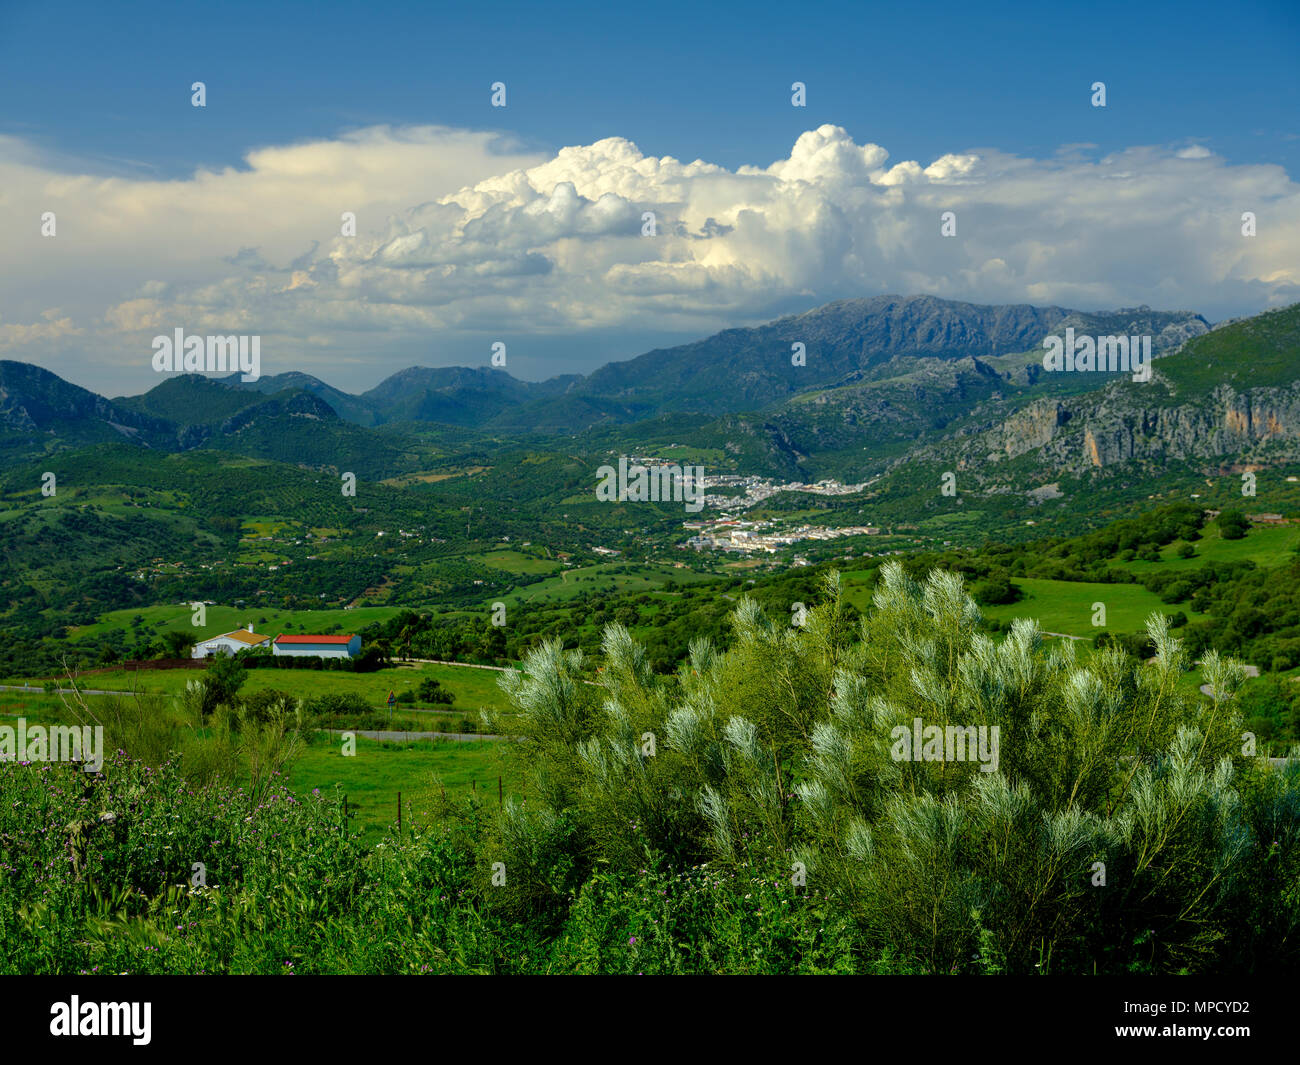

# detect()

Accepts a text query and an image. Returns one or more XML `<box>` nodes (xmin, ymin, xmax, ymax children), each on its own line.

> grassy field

<box><xmin>0</xmin><ymin>692</ymin><xmax>76</xmax><ymax>723</ymax></box>
<box><xmin>6</xmin><ymin>661</ymin><xmax>514</xmax><ymax>716</ymax></box>
<box><xmin>0</xmin><ymin>690</ymin><xmax>516</xmax><ymax>842</ymax></box>
<box><xmin>241</xmin><ymin>517</ymin><xmax>300</xmax><ymax>537</ymax></box>
<box><xmin>840</xmin><ymin>569</ymin><xmax>1202</xmax><ymax>640</ymax></box>
<box><xmin>476</xmin><ymin>549</ymin><xmax>564</xmax><ymax>575</ymax></box>
<box><xmin>1109</xmin><ymin>523</ymin><xmax>1300</xmax><ymax>575</ymax></box>
<box><xmin>285</xmin><ymin>735</ymin><xmax>516</xmax><ymax>840</ymax></box>
<box><xmin>67</xmin><ymin>564</ymin><xmax>719</xmax><ymax>648</ymax></box>
<box><xmin>913</xmin><ymin>511</ymin><xmax>999</xmax><ymax>537</ymax></box>
<box><xmin>978</xmin><ymin>578</ymin><xmax>1201</xmax><ymax>638</ymax></box>
<box><xmin>66</xmin><ymin>603</ymin><xmax>407</xmax><ymax>642</ymax></box>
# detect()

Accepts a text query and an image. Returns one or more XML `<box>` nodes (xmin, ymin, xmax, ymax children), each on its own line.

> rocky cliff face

<box><xmin>985</xmin><ymin>398</ymin><xmax>1071</xmax><ymax>460</ymax></box>
<box><xmin>967</xmin><ymin>377</ymin><xmax>1300</xmax><ymax>475</ymax></box>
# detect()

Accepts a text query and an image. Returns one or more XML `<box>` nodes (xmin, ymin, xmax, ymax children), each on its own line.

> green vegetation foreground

<box><xmin>2</xmin><ymin>565</ymin><xmax>1298</xmax><ymax>973</ymax></box>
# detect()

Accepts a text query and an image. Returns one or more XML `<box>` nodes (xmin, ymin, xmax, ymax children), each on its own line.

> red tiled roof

<box><xmin>273</xmin><ymin>634</ymin><xmax>357</xmax><ymax>644</ymax></box>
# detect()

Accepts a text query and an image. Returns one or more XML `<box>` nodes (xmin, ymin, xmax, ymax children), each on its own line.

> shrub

<box><xmin>303</xmin><ymin>692</ymin><xmax>373</xmax><ymax>722</ymax></box>
<box><xmin>8</xmin><ymin>566</ymin><xmax>1297</xmax><ymax>976</ymax></box>
<box><xmin>204</xmin><ymin>654</ymin><xmax>247</xmax><ymax>709</ymax></box>
<box><xmin>483</xmin><ymin>565</ymin><xmax>1293</xmax><ymax>974</ymax></box>
<box><xmin>418</xmin><ymin>677</ymin><xmax>455</xmax><ymax>704</ymax></box>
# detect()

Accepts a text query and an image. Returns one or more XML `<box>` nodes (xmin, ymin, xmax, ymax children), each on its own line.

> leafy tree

<box><xmin>1218</xmin><ymin>509</ymin><xmax>1249</xmax><ymax>540</ymax></box>
<box><xmin>973</xmin><ymin>574</ymin><xmax>1021</xmax><ymax>606</ymax></box>
<box><xmin>353</xmin><ymin>644</ymin><xmax>387</xmax><ymax>673</ymax></box>
<box><xmin>160</xmin><ymin>629</ymin><xmax>194</xmax><ymax>659</ymax></box>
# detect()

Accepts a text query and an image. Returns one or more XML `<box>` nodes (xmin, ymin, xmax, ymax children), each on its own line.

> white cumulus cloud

<box><xmin>1</xmin><ymin>123</ymin><xmax>1296</xmax><ymax>393</ymax></box>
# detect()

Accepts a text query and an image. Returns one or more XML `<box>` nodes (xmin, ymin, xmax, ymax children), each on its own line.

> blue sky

<box><xmin>1</xmin><ymin>0</ymin><xmax>1297</xmax><ymax>394</ymax></box>
<box><xmin>5</xmin><ymin>0</ymin><xmax>1297</xmax><ymax>177</ymax></box>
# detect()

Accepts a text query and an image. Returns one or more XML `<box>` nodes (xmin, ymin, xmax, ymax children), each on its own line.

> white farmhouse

<box><xmin>272</xmin><ymin>633</ymin><xmax>361</xmax><ymax>659</ymax></box>
<box><xmin>192</xmin><ymin>626</ymin><xmax>271</xmax><ymax>658</ymax></box>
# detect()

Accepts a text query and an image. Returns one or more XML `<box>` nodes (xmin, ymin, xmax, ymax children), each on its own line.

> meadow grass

<box><xmin>978</xmin><ymin>577</ymin><xmax>1201</xmax><ymax>637</ymax></box>
<box><xmin>1110</xmin><ymin>522</ymin><xmax>1299</xmax><ymax>575</ymax></box>
<box><xmin>0</xmin><ymin>689</ymin><xmax>516</xmax><ymax>842</ymax></box>
<box><xmin>3</xmin><ymin>661</ymin><xmax>514</xmax><ymax>717</ymax></box>
<box><xmin>286</xmin><ymin>735</ymin><xmax>515</xmax><ymax>839</ymax></box>
<box><xmin>654</xmin><ymin>444</ymin><xmax>726</xmax><ymax>463</ymax></box>
<box><xmin>66</xmin><ymin>603</ymin><xmax>407</xmax><ymax>641</ymax></box>
<box><xmin>475</xmin><ymin>549</ymin><xmax>564</xmax><ymax>575</ymax></box>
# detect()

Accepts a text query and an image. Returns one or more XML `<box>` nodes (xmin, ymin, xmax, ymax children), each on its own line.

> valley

<box><xmin>3</xmin><ymin>291</ymin><xmax>1299</xmax><ymax>980</ymax></box>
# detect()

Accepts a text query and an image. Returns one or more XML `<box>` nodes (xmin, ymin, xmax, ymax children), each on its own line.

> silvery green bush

<box><xmin>490</xmin><ymin>565</ymin><xmax>1300</xmax><ymax>973</ymax></box>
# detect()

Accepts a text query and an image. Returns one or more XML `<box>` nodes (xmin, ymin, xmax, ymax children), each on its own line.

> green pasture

<box><xmin>839</xmin><ymin>570</ymin><xmax>1202</xmax><ymax>639</ymax></box>
<box><xmin>1110</xmin><ymin>523</ymin><xmax>1299</xmax><ymax>575</ymax></box>
<box><xmin>979</xmin><ymin>578</ymin><xmax>1201</xmax><ymax>638</ymax></box>
<box><xmin>476</xmin><ymin>549</ymin><xmax>564</xmax><ymax>575</ymax></box>
<box><xmin>241</xmin><ymin>517</ymin><xmax>302</xmax><ymax>537</ymax></box>
<box><xmin>285</xmin><ymin>735</ymin><xmax>517</xmax><ymax>840</ymax></box>
<box><xmin>66</xmin><ymin>603</ymin><xmax>407</xmax><ymax>642</ymax></box>
<box><xmin>654</xmin><ymin>445</ymin><xmax>726</xmax><ymax>463</ymax></box>
<box><xmin>7</xmin><ymin>661</ymin><xmax>514</xmax><ymax>716</ymax></box>
<box><xmin>0</xmin><ymin>692</ymin><xmax>517</xmax><ymax>842</ymax></box>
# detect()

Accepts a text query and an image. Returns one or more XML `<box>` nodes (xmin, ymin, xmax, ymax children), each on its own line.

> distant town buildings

<box><xmin>684</xmin><ymin>518</ymin><xmax>881</xmax><ymax>554</ymax></box>
<box><xmin>693</xmin><ymin>471</ymin><xmax>869</xmax><ymax>512</ymax></box>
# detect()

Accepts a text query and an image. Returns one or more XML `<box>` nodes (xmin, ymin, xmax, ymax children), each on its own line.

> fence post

<box><xmin>498</xmin><ymin>775</ymin><xmax>503</xmax><ymax>807</ymax></box>
<box><xmin>397</xmin><ymin>790</ymin><xmax>401</xmax><ymax>836</ymax></box>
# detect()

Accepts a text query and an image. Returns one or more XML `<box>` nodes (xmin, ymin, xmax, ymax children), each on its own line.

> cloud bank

<box><xmin>2</xmin><ymin>123</ymin><xmax>1297</xmax><ymax>393</ymax></box>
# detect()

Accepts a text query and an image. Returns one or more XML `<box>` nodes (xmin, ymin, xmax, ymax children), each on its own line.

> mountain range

<box><xmin>2</xmin><ymin>294</ymin><xmax>1296</xmax><ymax>490</ymax></box>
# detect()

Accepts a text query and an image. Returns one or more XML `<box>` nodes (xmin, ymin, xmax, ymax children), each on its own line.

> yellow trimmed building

<box><xmin>192</xmin><ymin>626</ymin><xmax>271</xmax><ymax>658</ymax></box>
